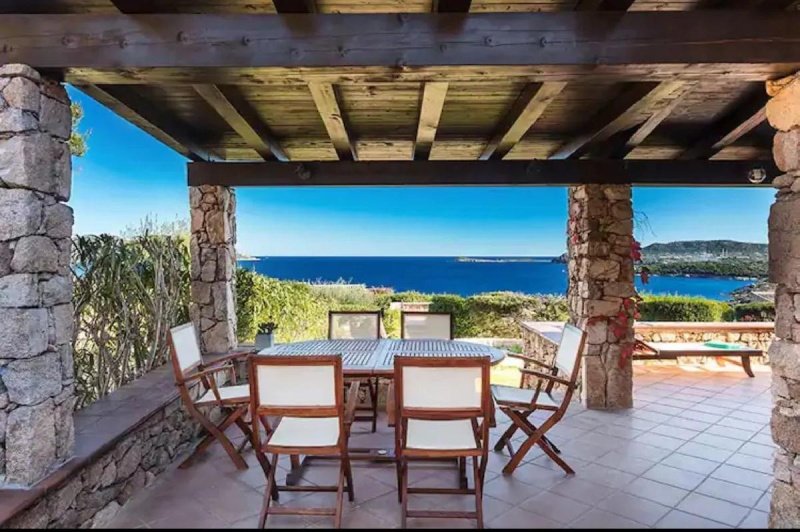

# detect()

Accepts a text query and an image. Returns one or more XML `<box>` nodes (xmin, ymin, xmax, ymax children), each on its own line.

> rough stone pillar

<box><xmin>0</xmin><ymin>64</ymin><xmax>75</xmax><ymax>487</ymax></box>
<box><xmin>567</xmin><ymin>184</ymin><xmax>635</xmax><ymax>409</ymax></box>
<box><xmin>765</xmin><ymin>73</ymin><xmax>800</xmax><ymax>528</ymax></box>
<box><xmin>189</xmin><ymin>185</ymin><xmax>237</xmax><ymax>354</ymax></box>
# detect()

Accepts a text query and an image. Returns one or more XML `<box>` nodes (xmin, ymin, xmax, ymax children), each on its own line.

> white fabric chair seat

<box><xmin>196</xmin><ymin>384</ymin><xmax>249</xmax><ymax>405</ymax></box>
<box><xmin>405</xmin><ymin>419</ymin><xmax>478</xmax><ymax>450</ymax></box>
<box><xmin>491</xmin><ymin>384</ymin><xmax>558</xmax><ymax>408</ymax></box>
<box><xmin>268</xmin><ymin>417</ymin><xmax>341</xmax><ymax>448</ymax></box>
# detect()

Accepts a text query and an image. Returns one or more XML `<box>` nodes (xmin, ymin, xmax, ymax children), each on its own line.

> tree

<box><xmin>69</xmin><ymin>102</ymin><xmax>89</xmax><ymax>157</ymax></box>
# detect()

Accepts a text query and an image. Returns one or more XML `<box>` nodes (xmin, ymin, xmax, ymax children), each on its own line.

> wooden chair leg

<box><xmin>400</xmin><ymin>458</ymin><xmax>409</xmax><ymax>529</ymax></box>
<box><xmin>182</xmin><ymin>407</ymin><xmax>248</xmax><ymax>470</ymax></box>
<box><xmin>253</xmin><ymin>450</ymin><xmax>280</xmax><ymax>501</ymax></box>
<box><xmin>537</xmin><ymin>436</ymin><xmax>574</xmax><ymax>475</ymax></box>
<box><xmin>502</xmin><ymin>410</ymin><xmax>553</xmax><ymax>475</ymax></box>
<box><xmin>458</xmin><ymin>457</ymin><xmax>468</xmax><ymax>490</ymax></box>
<box><xmin>334</xmin><ymin>458</ymin><xmax>346</xmax><ymax>529</ymax></box>
<box><xmin>343</xmin><ymin>454</ymin><xmax>355</xmax><ymax>502</ymax></box>
<box><xmin>370</xmin><ymin>378</ymin><xmax>379</xmax><ymax>433</ymax></box>
<box><xmin>259</xmin><ymin>453</ymin><xmax>279</xmax><ymax>528</ymax></box>
<box><xmin>493</xmin><ymin>422</ymin><xmax>518</xmax><ymax>452</ymax></box>
<box><xmin>396</xmin><ymin>456</ymin><xmax>403</xmax><ymax>503</ymax></box>
<box><xmin>472</xmin><ymin>456</ymin><xmax>484</xmax><ymax>529</ymax></box>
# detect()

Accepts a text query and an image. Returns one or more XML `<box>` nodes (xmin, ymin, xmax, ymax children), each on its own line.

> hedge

<box><xmin>236</xmin><ymin>271</ymin><xmax>775</xmax><ymax>343</ymax></box>
<box><xmin>638</xmin><ymin>294</ymin><xmax>774</xmax><ymax>322</ymax></box>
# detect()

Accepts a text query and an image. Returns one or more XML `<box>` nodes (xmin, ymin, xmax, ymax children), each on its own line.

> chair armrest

<box><xmin>506</xmin><ymin>352</ymin><xmax>553</xmax><ymax>370</ymax></box>
<box><xmin>202</xmin><ymin>349</ymin><xmax>257</xmax><ymax>368</ymax></box>
<box><xmin>183</xmin><ymin>364</ymin><xmax>235</xmax><ymax>383</ymax></box>
<box><xmin>519</xmin><ymin>368</ymin><xmax>571</xmax><ymax>387</ymax></box>
<box><xmin>344</xmin><ymin>380</ymin><xmax>361</xmax><ymax>426</ymax></box>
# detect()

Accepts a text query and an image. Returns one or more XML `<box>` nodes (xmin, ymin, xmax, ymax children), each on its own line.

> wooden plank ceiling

<box><xmin>3</xmin><ymin>0</ymin><xmax>796</xmax><ymax>165</ymax></box>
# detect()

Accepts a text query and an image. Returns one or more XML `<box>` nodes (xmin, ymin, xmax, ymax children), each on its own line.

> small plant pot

<box><xmin>255</xmin><ymin>332</ymin><xmax>274</xmax><ymax>350</ymax></box>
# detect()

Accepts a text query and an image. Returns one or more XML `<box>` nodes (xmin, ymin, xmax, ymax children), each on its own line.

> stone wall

<box><xmin>566</xmin><ymin>184</ymin><xmax>635</xmax><ymax>409</ymax></box>
<box><xmin>765</xmin><ymin>73</ymin><xmax>800</xmax><ymax>528</ymax></box>
<box><xmin>0</xmin><ymin>64</ymin><xmax>75</xmax><ymax>487</ymax></box>
<box><xmin>520</xmin><ymin>326</ymin><xmax>560</xmax><ymax>390</ymax></box>
<box><xmin>189</xmin><ymin>185</ymin><xmax>238</xmax><ymax>354</ymax></box>
<box><xmin>3</xmin><ymin>389</ymin><xmax>205</xmax><ymax>529</ymax></box>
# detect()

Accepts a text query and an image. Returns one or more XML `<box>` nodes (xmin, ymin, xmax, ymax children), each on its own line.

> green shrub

<box><xmin>72</xmin><ymin>233</ymin><xmax>190</xmax><ymax>408</ymax></box>
<box><xmin>638</xmin><ymin>294</ymin><xmax>729</xmax><ymax>322</ymax></box>
<box><xmin>236</xmin><ymin>269</ymin><xmax>329</xmax><ymax>343</ymax></box>
<box><xmin>729</xmin><ymin>302</ymin><xmax>775</xmax><ymax>322</ymax></box>
<box><xmin>391</xmin><ymin>291</ymin><xmax>433</xmax><ymax>303</ymax></box>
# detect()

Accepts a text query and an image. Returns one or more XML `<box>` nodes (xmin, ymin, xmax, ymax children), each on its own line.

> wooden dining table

<box><xmin>257</xmin><ymin>338</ymin><xmax>507</xmax><ymax>376</ymax></box>
<box><xmin>256</xmin><ymin>339</ymin><xmax>506</xmax><ymax>483</ymax></box>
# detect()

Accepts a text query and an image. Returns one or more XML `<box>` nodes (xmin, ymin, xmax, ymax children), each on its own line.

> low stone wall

<box><xmin>635</xmin><ymin>322</ymin><xmax>774</xmax><ymax>362</ymax></box>
<box><xmin>519</xmin><ymin>321</ymin><xmax>775</xmax><ymax>389</ymax></box>
<box><xmin>0</xmin><ymin>365</ymin><xmax>220</xmax><ymax>529</ymax></box>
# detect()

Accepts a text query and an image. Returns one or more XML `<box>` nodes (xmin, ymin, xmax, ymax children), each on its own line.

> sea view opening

<box><xmin>1</xmin><ymin>2</ymin><xmax>799</xmax><ymax>530</ymax></box>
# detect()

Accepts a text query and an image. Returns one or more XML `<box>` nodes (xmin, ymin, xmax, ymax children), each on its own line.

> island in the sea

<box><xmin>456</xmin><ymin>257</ymin><xmax>538</xmax><ymax>263</ymax></box>
<box><xmin>552</xmin><ymin>239</ymin><xmax>768</xmax><ymax>279</ymax></box>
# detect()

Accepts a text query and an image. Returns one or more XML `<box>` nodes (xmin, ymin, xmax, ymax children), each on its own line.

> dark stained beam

<box><xmin>414</xmin><ymin>82</ymin><xmax>449</xmax><ymax>160</ymax></box>
<box><xmin>272</xmin><ymin>0</ymin><xmax>316</xmax><ymax>13</ymax></box>
<box><xmin>549</xmin><ymin>81</ymin><xmax>686</xmax><ymax>160</ymax></box>
<box><xmin>188</xmin><ymin>160</ymin><xmax>778</xmax><ymax>188</ymax></box>
<box><xmin>193</xmin><ymin>84</ymin><xmax>288</xmax><ymax>161</ymax></box>
<box><xmin>695</xmin><ymin>0</ymin><xmax>797</xmax><ymax>8</ymax></box>
<box><xmin>574</xmin><ymin>0</ymin><xmax>636</xmax><ymax>10</ymax></box>
<box><xmin>109</xmin><ymin>0</ymin><xmax>161</xmax><ymax>13</ymax></box>
<box><xmin>4</xmin><ymin>12</ymin><xmax>800</xmax><ymax>70</ymax></box>
<box><xmin>434</xmin><ymin>0</ymin><xmax>472</xmax><ymax>12</ymax></box>
<box><xmin>308</xmin><ymin>82</ymin><xmax>355</xmax><ymax>161</ymax></box>
<box><xmin>76</xmin><ymin>84</ymin><xmax>217</xmax><ymax>162</ymax></box>
<box><xmin>679</xmin><ymin>88</ymin><xmax>768</xmax><ymax>160</ymax></box>
<box><xmin>480</xmin><ymin>83</ymin><xmax>566</xmax><ymax>160</ymax></box>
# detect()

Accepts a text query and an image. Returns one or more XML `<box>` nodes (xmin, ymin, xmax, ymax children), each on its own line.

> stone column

<box><xmin>567</xmin><ymin>184</ymin><xmax>635</xmax><ymax>409</ymax></box>
<box><xmin>189</xmin><ymin>185</ymin><xmax>237</xmax><ymax>354</ymax></box>
<box><xmin>765</xmin><ymin>73</ymin><xmax>800</xmax><ymax>528</ymax></box>
<box><xmin>0</xmin><ymin>64</ymin><xmax>75</xmax><ymax>487</ymax></box>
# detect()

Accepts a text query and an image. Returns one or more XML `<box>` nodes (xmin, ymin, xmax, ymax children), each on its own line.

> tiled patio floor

<box><xmin>109</xmin><ymin>363</ymin><xmax>774</xmax><ymax>529</ymax></box>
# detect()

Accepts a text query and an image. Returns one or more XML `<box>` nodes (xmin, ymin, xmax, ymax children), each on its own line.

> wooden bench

<box><xmin>634</xmin><ymin>340</ymin><xmax>762</xmax><ymax>378</ymax></box>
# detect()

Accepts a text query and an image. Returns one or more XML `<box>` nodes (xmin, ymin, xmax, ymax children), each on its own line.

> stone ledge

<box><xmin>0</xmin><ymin>353</ymin><xmax>226</xmax><ymax>527</ymax></box>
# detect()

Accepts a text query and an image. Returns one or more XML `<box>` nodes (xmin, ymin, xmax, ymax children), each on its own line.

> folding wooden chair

<box><xmin>329</xmin><ymin>310</ymin><xmax>382</xmax><ymax>433</ymax></box>
<box><xmin>400</xmin><ymin>311</ymin><xmax>454</xmax><ymax>340</ymax></box>
<box><xmin>249</xmin><ymin>355</ymin><xmax>358</xmax><ymax>529</ymax></box>
<box><xmin>167</xmin><ymin>322</ymin><xmax>256</xmax><ymax>470</ymax></box>
<box><xmin>394</xmin><ymin>356</ymin><xmax>492</xmax><ymax>528</ymax></box>
<box><xmin>491</xmin><ymin>323</ymin><xmax>586</xmax><ymax>476</ymax></box>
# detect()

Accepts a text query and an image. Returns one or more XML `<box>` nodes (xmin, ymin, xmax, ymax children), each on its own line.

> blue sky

<box><xmin>69</xmin><ymin>87</ymin><xmax>775</xmax><ymax>257</ymax></box>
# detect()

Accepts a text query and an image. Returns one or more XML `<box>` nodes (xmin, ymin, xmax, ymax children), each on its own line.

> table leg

<box><xmin>741</xmin><ymin>355</ymin><xmax>755</xmax><ymax>378</ymax></box>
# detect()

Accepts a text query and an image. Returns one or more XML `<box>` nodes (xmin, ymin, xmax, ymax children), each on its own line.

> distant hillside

<box><xmin>643</xmin><ymin>240</ymin><xmax>767</xmax><ymax>259</ymax></box>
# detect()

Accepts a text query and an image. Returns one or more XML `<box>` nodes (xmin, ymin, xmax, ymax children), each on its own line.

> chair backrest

<box><xmin>168</xmin><ymin>322</ymin><xmax>203</xmax><ymax>382</ymax></box>
<box><xmin>394</xmin><ymin>356</ymin><xmax>490</xmax><ymax>420</ymax></box>
<box><xmin>328</xmin><ymin>311</ymin><xmax>381</xmax><ymax>340</ymax></box>
<box><xmin>555</xmin><ymin>323</ymin><xmax>587</xmax><ymax>383</ymax></box>
<box><xmin>249</xmin><ymin>355</ymin><xmax>343</xmax><ymax>417</ymax></box>
<box><xmin>400</xmin><ymin>311</ymin><xmax>453</xmax><ymax>340</ymax></box>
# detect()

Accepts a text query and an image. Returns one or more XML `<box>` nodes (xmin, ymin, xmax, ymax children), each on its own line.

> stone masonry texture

<box><xmin>189</xmin><ymin>185</ymin><xmax>238</xmax><ymax>354</ymax></box>
<box><xmin>567</xmin><ymin>184</ymin><xmax>635</xmax><ymax>409</ymax></box>
<box><xmin>766</xmin><ymin>72</ymin><xmax>800</xmax><ymax>528</ymax></box>
<box><xmin>0</xmin><ymin>64</ymin><xmax>75</xmax><ymax>487</ymax></box>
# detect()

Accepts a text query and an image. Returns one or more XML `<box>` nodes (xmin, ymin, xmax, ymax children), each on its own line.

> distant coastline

<box><xmin>456</xmin><ymin>257</ymin><xmax>539</xmax><ymax>263</ymax></box>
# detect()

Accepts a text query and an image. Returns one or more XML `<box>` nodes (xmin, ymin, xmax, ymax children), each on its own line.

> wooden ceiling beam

<box><xmin>574</xmin><ymin>0</ymin><xmax>636</xmax><ymax>10</ymax></box>
<box><xmin>414</xmin><ymin>82</ymin><xmax>449</xmax><ymax>160</ymax></box>
<box><xmin>76</xmin><ymin>84</ymin><xmax>217</xmax><ymax>162</ymax></box>
<box><xmin>695</xmin><ymin>0</ymin><xmax>797</xmax><ymax>8</ymax></box>
<box><xmin>194</xmin><ymin>84</ymin><xmax>288</xmax><ymax>162</ymax></box>
<box><xmin>308</xmin><ymin>82</ymin><xmax>355</xmax><ymax>161</ymax></box>
<box><xmin>272</xmin><ymin>0</ymin><xmax>316</xmax><ymax>13</ymax></box>
<box><xmin>5</xmin><ymin>12</ymin><xmax>800</xmax><ymax>70</ymax></box>
<box><xmin>480</xmin><ymin>83</ymin><xmax>567</xmax><ymax>160</ymax></box>
<box><xmin>187</xmin><ymin>160</ymin><xmax>779</xmax><ymax>187</ymax></box>
<box><xmin>679</xmin><ymin>89</ymin><xmax>768</xmax><ymax>160</ymax></box>
<box><xmin>549</xmin><ymin>81</ymin><xmax>686</xmax><ymax>160</ymax></box>
<box><xmin>434</xmin><ymin>0</ymin><xmax>472</xmax><ymax>12</ymax></box>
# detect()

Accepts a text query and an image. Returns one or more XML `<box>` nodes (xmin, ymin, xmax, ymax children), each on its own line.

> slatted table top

<box><xmin>258</xmin><ymin>339</ymin><xmax>506</xmax><ymax>376</ymax></box>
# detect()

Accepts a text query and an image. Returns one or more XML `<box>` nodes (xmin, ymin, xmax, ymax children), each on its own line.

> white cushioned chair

<box><xmin>393</xmin><ymin>355</ymin><xmax>491</xmax><ymax>528</ymax></box>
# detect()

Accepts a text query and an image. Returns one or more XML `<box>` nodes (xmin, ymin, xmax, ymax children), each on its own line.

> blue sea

<box><xmin>238</xmin><ymin>257</ymin><xmax>752</xmax><ymax>301</ymax></box>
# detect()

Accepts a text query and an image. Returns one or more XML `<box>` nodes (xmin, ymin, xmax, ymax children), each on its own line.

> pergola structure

<box><xmin>1</xmin><ymin>0</ymin><xmax>800</xmax><ymax>527</ymax></box>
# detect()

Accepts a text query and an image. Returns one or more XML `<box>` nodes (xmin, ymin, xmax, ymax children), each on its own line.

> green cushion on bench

<box><xmin>703</xmin><ymin>341</ymin><xmax>744</xmax><ymax>350</ymax></box>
